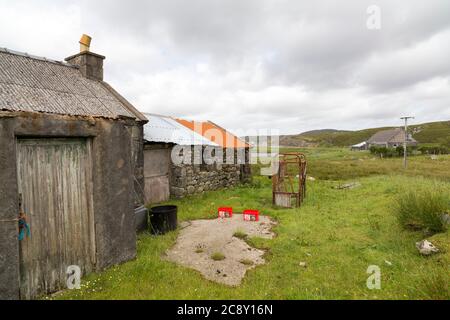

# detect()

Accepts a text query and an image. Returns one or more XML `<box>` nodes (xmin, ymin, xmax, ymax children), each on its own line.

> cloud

<box><xmin>357</xmin><ymin>29</ymin><xmax>450</xmax><ymax>92</ymax></box>
<box><xmin>0</xmin><ymin>0</ymin><xmax>449</xmax><ymax>134</ymax></box>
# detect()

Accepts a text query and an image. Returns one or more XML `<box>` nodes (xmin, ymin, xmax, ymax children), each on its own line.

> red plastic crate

<box><xmin>243</xmin><ymin>209</ymin><xmax>259</xmax><ymax>221</ymax></box>
<box><xmin>218</xmin><ymin>207</ymin><xmax>233</xmax><ymax>218</ymax></box>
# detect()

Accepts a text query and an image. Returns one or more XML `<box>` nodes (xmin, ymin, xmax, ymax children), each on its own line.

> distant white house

<box><xmin>350</xmin><ymin>141</ymin><xmax>368</xmax><ymax>151</ymax></box>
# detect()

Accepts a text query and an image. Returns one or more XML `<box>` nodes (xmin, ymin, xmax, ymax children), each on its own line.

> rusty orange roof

<box><xmin>175</xmin><ymin>119</ymin><xmax>249</xmax><ymax>148</ymax></box>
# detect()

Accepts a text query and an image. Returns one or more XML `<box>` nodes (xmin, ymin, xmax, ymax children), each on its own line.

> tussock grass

<box><xmin>414</xmin><ymin>267</ymin><xmax>450</xmax><ymax>300</ymax></box>
<box><xmin>394</xmin><ymin>186</ymin><xmax>449</xmax><ymax>234</ymax></box>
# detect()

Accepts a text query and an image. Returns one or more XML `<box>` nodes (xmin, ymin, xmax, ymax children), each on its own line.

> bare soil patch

<box><xmin>165</xmin><ymin>214</ymin><xmax>276</xmax><ymax>286</ymax></box>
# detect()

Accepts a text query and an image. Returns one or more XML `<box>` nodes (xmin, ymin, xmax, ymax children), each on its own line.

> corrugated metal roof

<box><xmin>0</xmin><ymin>48</ymin><xmax>146</xmax><ymax>121</ymax></box>
<box><xmin>143</xmin><ymin>113</ymin><xmax>219</xmax><ymax>146</ymax></box>
<box><xmin>175</xmin><ymin>119</ymin><xmax>250</xmax><ymax>148</ymax></box>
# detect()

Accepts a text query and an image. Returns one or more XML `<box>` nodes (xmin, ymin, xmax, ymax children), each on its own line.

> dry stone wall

<box><xmin>170</xmin><ymin>163</ymin><xmax>242</xmax><ymax>198</ymax></box>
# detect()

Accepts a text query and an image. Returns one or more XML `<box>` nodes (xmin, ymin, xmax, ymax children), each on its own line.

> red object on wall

<box><xmin>218</xmin><ymin>207</ymin><xmax>233</xmax><ymax>218</ymax></box>
<box><xmin>243</xmin><ymin>209</ymin><xmax>259</xmax><ymax>221</ymax></box>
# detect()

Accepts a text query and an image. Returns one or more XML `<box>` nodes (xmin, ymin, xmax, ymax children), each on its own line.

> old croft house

<box><xmin>367</xmin><ymin>128</ymin><xmax>418</xmax><ymax>148</ymax></box>
<box><xmin>142</xmin><ymin>113</ymin><xmax>218</xmax><ymax>203</ymax></box>
<box><xmin>0</xmin><ymin>36</ymin><xmax>147</xmax><ymax>299</ymax></box>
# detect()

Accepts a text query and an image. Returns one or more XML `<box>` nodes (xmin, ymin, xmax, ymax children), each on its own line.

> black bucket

<box><xmin>149</xmin><ymin>205</ymin><xmax>178</xmax><ymax>235</ymax></box>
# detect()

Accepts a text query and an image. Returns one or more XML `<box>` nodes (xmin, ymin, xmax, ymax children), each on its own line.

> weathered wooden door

<box><xmin>143</xmin><ymin>148</ymin><xmax>170</xmax><ymax>204</ymax></box>
<box><xmin>16</xmin><ymin>138</ymin><xmax>95</xmax><ymax>299</ymax></box>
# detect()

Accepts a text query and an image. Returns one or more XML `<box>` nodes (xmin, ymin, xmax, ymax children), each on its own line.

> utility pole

<box><xmin>400</xmin><ymin>116</ymin><xmax>414</xmax><ymax>169</ymax></box>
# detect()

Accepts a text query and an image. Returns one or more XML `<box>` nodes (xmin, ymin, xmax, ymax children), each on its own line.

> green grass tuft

<box><xmin>233</xmin><ymin>230</ymin><xmax>248</xmax><ymax>240</ymax></box>
<box><xmin>210</xmin><ymin>252</ymin><xmax>226</xmax><ymax>261</ymax></box>
<box><xmin>239</xmin><ymin>259</ymin><xmax>254</xmax><ymax>266</ymax></box>
<box><xmin>394</xmin><ymin>188</ymin><xmax>449</xmax><ymax>234</ymax></box>
<box><xmin>414</xmin><ymin>267</ymin><xmax>450</xmax><ymax>300</ymax></box>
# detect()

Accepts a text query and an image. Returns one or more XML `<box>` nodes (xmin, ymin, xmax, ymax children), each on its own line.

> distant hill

<box><xmin>279</xmin><ymin>120</ymin><xmax>450</xmax><ymax>147</ymax></box>
<box><xmin>298</xmin><ymin>129</ymin><xmax>347</xmax><ymax>135</ymax></box>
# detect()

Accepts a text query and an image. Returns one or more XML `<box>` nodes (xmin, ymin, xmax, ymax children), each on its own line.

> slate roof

<box><xmin>0</xmin><ymin>48</ymin><xmax>146</xmax><ymax>121</ymax></box>
<box><xmin>367</xmin><ymin>128</ymin><xmax>402</xmax><ymax>144</ymax></box>
<box><xmin>367</xmin><ymin>128</ymin><xmax>417</xmax><ymax>144</ymax></box>
<box><xmin>143</xmin><ymin>113</ymin><xmax>218</xmax><ymax>146</ymax></box>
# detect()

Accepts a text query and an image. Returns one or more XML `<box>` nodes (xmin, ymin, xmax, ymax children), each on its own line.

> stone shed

<box><xmin>143</xmin><ymin>115</ymin><xmax>252</xmax><ymax>203</ymax></box>
<box><xmin>0</xmin><ymin>36</ymin><xmax>147</xmax><ymax>299</ymax></box>
<box><xmin>175</xmin><ymin>119</ymin><xmax>252</xmax><ymax>186</ymax></box>
<box><xmin>142</xmin><ymin>113</ymin><xmax>219</xmax><ymax>203</ymax></box>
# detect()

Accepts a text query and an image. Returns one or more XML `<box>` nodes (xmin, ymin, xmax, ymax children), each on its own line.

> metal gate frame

<box><xmin>272</xmin><ymin>152</ymin><xmax>307</xmax><ymax>208</ymax></box>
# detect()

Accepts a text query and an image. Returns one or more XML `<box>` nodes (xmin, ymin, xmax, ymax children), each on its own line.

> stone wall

<box><xmin>160</xmin><ymin>145</ymin><xmax>252</xmax><ymax>199</ymax></box>
<box><xmin>170</xmin><ymin>163</ymin><xmax>242</xmax><ymax>198</ymax></box>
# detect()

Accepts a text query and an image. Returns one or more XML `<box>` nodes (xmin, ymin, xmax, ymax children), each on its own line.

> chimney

<box><xmin>65</xmin><ymin>34</ymin><xmax>105</xmax><ymax>81</ymax></box>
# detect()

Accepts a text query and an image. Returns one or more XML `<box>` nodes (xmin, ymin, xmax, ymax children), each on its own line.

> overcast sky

<box><xmin>1</xmin><ymin>0</ymin><xmax>449</xmax><ymax>134</ymax></box>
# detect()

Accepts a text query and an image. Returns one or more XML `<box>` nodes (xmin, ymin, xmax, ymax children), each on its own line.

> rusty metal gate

<box><xmin>16</xmin><ymin>138</ymin><xmax>95</xmax><ymax>299</ymax></box>
<box><xmin>272</xmin><ymin>153</ymin><xmax>307</xmax><ymax>208</ymax></box>
<box><xmin>143</xmin><ymin>147</ymin><xmax>170</xmax><ymax>204</ymax></box>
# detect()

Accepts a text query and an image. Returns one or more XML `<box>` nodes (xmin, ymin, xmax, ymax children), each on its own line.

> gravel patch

<box><xmin>165</xmin><ymin>214</ymin><xmax>276</xmax><ymax>286</ymax></box>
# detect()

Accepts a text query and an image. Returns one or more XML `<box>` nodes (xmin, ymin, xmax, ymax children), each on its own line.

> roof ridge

<box><xmin>0</xmin><ymin>47</ymin><xmax>77</xmax><ymax>68</ymax></box>
<box><xmin>143</xmin><ymin>112</ymin><xmax>174</xmax><ymax>118</ymax></box>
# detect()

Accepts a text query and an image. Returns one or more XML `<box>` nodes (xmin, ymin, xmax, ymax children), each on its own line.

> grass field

<box><xmin>262</xmin><ymin>147</ymin><xmax>450</xmax><ymax>181</ymax></box>
<box><xmin>53</xmin><ymin>148</ymin><xmax>449</xmax><ymax>300</ymax></box>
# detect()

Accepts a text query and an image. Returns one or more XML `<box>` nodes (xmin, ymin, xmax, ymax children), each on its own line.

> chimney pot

<box><xmin>79</xmin><ymin>34</ymin><xmax>92</xmax><ymax>52</ymax></box>
<box><xmin>65</xmin><ymin>35</ymin><xmax>105</xmax><ymax>81</ymax></box>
